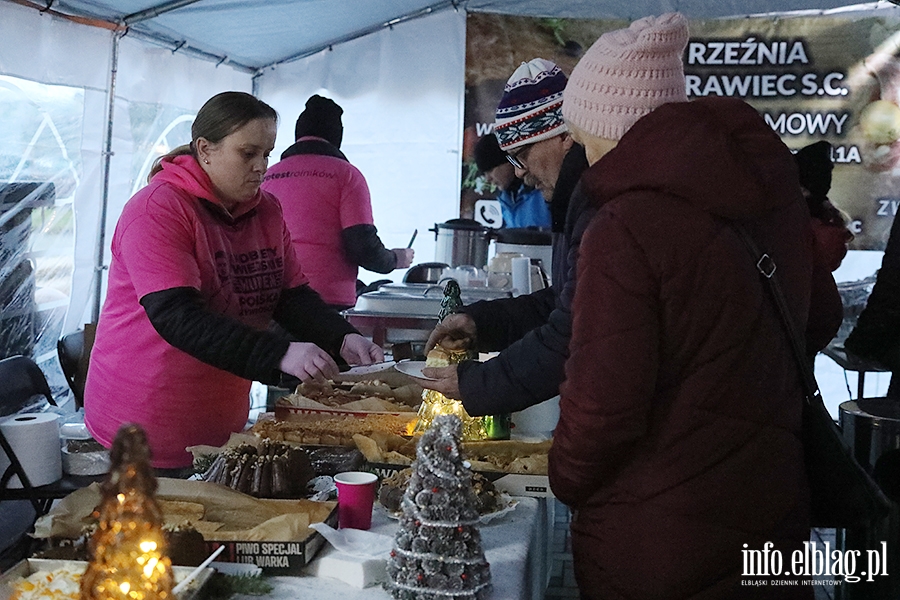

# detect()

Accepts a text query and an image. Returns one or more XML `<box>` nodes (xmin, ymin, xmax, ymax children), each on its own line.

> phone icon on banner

<box><xmin>474</xmin><ymin>199</ymin><xmax>502</xmax><ymax>228</ymax></box>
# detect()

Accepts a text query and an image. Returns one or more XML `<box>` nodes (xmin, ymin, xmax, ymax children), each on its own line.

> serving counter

<box><xmin>233</xmin><ymin>496</ymin><xmax>549</xmax><ymax>600</ymax></box>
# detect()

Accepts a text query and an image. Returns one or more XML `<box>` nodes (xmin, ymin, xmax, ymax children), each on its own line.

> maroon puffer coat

<box><xmin>548</xmin><ymin>97</ymin><xmax>840</xmax><ymax>599</ymax></box>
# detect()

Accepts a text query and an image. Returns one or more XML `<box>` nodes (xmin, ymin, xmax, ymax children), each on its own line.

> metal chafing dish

<box><xmin>354</xmin><ymin>282</ymin><xmax>511</xmax><ymax>317</ymax></box>
<box><xmin>838</xmin><ymin>398</ymin><xmax>900</xmax><ymax>599</ymax></box>
<box><xmin>345</xmin><ymin>281</ymin><xmax>512</xmax><ymax>348</ymax></box>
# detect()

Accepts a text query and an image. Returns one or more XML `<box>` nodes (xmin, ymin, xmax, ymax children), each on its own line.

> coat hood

<box><xmin>582</xmin><ymin>96</ymin><xmax>801</xmax><ymax>221</ymax></box>
<box><xmin>153</xmin><ymin>154</ymin><xmax>261</xmax><ymax>219</ymax></box>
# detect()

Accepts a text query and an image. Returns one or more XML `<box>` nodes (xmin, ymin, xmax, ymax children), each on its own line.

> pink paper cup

<box><xmin>334</xmin><ymin>471</ymin><xmax>379</xmax><ymax>530</ymax></box>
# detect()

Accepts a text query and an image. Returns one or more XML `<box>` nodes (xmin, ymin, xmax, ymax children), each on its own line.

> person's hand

<box><xmin>279</xmin><ymin>342</ymin><xmax>339</xmax><ymax>384</ymax></box>
<box><xmin>392</xmin><ymin>248</ymin><xmax>415</xmax><ymax>270</ymax></box>
<box><xmin>425</xmin><ymin>313</ymin><xmax>477</xmax><ymax>354</ymax></box>
<box><xmin>340</xmin><ymin>333</ymin><xmax>384</xmax><ymax>365</ymax></box>
<box><xmin>415</xmin><ymin>365</ymin><xmax>462</xmax><ymax>400</ymax></box>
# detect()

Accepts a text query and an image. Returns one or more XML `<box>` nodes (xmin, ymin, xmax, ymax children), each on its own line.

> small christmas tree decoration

<box><xmin>438</xmin><ymin>280</ymin><xmax>465</xmax><ymax>323</ymax></box>
<box><xmin>80</xmin><ymin>424</ymin><xmax>174</xmax><ymax>600</ymax></box>
<box><xmin>386</xmin><ymin>415</ymin><xmax>492</xmax><ymax>600</ymax></box>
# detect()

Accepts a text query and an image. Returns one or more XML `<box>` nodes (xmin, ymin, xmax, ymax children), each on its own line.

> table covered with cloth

<box><xmin>233</xmin><ymin>496</ymin><xmax>548</xmax><ymax>600</ymax></box>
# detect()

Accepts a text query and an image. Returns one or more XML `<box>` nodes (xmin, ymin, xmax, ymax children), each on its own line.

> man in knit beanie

<box><xmin>549</xmin><ymin>13</ymin><xmax>842</xmax><ymax>598</ymax></box>
<box><xmin>416</xmin><ymin>58</ymin><xmax>589</xmax><ymax>421</ymax></box>
<box><xmin>263</xmin><ymin>94</ymin><xmax>413</xmax><ymax>310</ymax></box>
<box><xmin>492</xmin><ymin>58</ymin><xmax>574</xmax><ymax>202</ymax></box>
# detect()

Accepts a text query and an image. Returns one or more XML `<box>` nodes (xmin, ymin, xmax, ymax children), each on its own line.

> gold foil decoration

<box><xmin>81</xmin><ymin>424</ymin><xmax>174</xmax><ymax>600</ymax></box>
<box><xmin>413</xmin><ymin>349</ymin><xmax>487</xmax><ymax>441</ymax></box>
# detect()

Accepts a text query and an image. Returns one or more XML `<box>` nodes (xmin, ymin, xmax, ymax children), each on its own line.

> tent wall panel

<box><xmin>257</xmin><ymin>9</ymin><xmax>466</xmax><ymax>274</ymax></box>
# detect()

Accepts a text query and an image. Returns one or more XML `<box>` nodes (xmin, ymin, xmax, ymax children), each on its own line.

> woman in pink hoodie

<box><xmin>84</xmin><ymin>92</ymin><xmax>381</xmax><ymax>470</ymax></box>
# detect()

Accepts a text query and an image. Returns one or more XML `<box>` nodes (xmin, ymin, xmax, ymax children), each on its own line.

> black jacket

<box><xmin>457</xmin><ymin>144</ymin><xmax>589</xmax><ymax>415</ymax></box>
<box><xmin>845</xmin><ymin>214</ymin><xmax>900</xmax><ymax>372</ymax></box>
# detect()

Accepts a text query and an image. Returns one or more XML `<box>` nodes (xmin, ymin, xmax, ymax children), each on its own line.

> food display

<box><xmin>277</xmin><ymin>379</ymin><xmax>422</xmax><ymax>414</ymax></box>
<box><xmin>197</xmin><ymin>440</ymin><xmax>314</xmax><ymax>498</ymax></box>
<box><xmin>33</xmin><ymin>525</ymin><xmax>209</xmax><ymax>567</ymax></box>
<box><xmin>351</xmin><ymin>431</ymin><xmax>416</xmax><ymax>465</ymax></box>
<box><xmin>252</xmin><ymin>412</ymin><xmax>417</xmax><ymax>445</ymax></box>
<box><xmin>304</xmin><ymin>445</ymin><xmax>366</xmax><ymax>476</ymax></box>
<box><xmin>262</xmin><ymin>377</ymin><xmax>424</xmax><ymax>444</ymax></box>
<box><xmin>462</xmin><ymin>440</ymin><xmax>551</xmax><ymax>474</ymax></box>
<box><xmin>7</xmin><ymin>565</ymin><xmax>82</xmax><ymax>600</ymax></box>
<box><xmin>3</xmin><ymin>560</ymin><xmax>212</xmax><ymax>600</ymax></box>
<box><xmin>354</xmin><ymin>432</ymin><xmax>552</xmax><ymax>475</ymax></box>
<box><xmin>378</xmin><ymin>468</ymin><xmax>504</xmax><ymax>516</ymax></box>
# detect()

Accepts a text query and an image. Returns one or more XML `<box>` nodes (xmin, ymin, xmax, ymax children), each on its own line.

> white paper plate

<box><xmin>394</xmin><ymin>360</ymin><xmax>437</xmax><ymax>381</ymax></box>
<box><xmin>342</xmin><ymin>360</ymin><xmax>396</xmax><ymax>376</ymax></box>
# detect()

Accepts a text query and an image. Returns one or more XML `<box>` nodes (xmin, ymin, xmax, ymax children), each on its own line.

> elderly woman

<box><xmin>84</xmin><ymin>91</ymin><xmax>381</xmax><ymax>470</ymax></box>
<box><xmin>547</xmin><ymin>14</ymin><xmax>841</xmax><ymax>598</ymax></box>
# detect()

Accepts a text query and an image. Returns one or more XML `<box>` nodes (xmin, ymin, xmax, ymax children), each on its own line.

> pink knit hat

<box><xmin>562</xmin><ymin>12</ymin><xmax>689</xmax><ymax>141</ymax></box>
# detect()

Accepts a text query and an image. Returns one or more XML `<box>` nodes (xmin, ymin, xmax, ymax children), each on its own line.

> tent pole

<box><xmin>91</xmin><ymin>30</ymin><xmax>122</xmax><ymax>323</ymax></box>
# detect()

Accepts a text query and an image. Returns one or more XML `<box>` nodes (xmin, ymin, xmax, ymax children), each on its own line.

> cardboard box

<box><xmin>32</xmin><ymin>479</ymin><xmax>339</xmax><ymax>575</ymax></box>
<box><xmin>205</xmin><ymin>502</ymin><xmax>337</xmax><ymax>574</ymax></box>
<box><xmin>274</xmin><ymin>403</ymin><xmax>417</xmax><ymax>421</ymax></box>
<box><xmin>491</xmin><ymin>473</ymin><xmax>553</xmax><ymax>498</ymax></box>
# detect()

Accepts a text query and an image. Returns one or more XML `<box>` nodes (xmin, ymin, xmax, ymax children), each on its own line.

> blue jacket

<box><xmin>498</xmin><ymin>182</ymin><xmax>551</xmax><ymax>229</ymax></box>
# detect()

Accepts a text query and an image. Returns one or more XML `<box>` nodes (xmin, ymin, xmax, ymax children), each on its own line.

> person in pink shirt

<box><xmin>262</xmin><ymin>95</ymin><xmax>413</xmax><ymax>309</ymax></box>
<box><xmin>84</xmin><ymin>91</ymin><xmax>382</xmax><ymax>470</ymax></box>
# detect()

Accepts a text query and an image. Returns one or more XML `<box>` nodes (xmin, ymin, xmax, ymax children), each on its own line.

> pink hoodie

<box><xmin>85</xmin><ymin>155</ymin><xmax>307</xmax><ymax>467</ymax></box>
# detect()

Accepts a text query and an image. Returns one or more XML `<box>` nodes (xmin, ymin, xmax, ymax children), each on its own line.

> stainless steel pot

<box><xmin>838</xmin><ymin>398</ymin><xmax>900</xmax><ymax>599</ymax></box>
<box><xmin>431</xmin><ymin>219</ymin><xmax>491</xmax><ymax>268</ymax></box>
<box><xmin>403</xmin><ymin>262</ymin><xmax>449</xmax><ymax>284</ymax></box>
<box><xmin>840</xmin><ymin>398</ymin><xmax>900</xmax><ymax>502</ymax></box>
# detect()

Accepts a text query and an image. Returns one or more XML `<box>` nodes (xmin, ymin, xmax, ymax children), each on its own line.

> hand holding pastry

<box><xmin>425</xmin><ymin>312</ymin><xmax>476</xmax><ymax>354</ymax></box>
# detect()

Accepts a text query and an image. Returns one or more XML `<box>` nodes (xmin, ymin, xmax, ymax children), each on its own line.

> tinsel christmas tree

<box><xmin>81</xmin><ymin>424</ymin><xmax>174</xmax><ymax>600</ymax></box>
<box><xmin>386</xmin><ymin>415</ymin><xmax>492</xmax><ymax>600</ymax></box>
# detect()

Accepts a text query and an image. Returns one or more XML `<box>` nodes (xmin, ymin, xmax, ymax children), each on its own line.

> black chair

<box><xmin>0</xmin><ymin>355</ymin><xmax>103</xmax><ymax>517</ymax></box>
<box><xmin>57</xmin><ymin>329</ymin><xmax>86</xmax><ymax>409</ymax></box>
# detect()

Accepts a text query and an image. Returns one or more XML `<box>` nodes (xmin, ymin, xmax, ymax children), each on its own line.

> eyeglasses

<box><xmin>506</xmin><ymin>145</ymin><xmax>532</xmax><ymax>170</ymax></box>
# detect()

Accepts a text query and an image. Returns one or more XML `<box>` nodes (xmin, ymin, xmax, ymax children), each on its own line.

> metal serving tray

<box><xmin>0</xmin><ymin>558</ymin><xmax>213</xmax><ymax>600</ymax></box>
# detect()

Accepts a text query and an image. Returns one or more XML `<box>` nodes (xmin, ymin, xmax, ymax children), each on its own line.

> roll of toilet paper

<box><xmin>0</xmin><ymin>412</ymin><xmax>62</xmax><ymax>488</ymax></box>
<box><xmin>510</xmin><ymin>256</ymin><xmax>532</xmax><ymax>297</ymax></box>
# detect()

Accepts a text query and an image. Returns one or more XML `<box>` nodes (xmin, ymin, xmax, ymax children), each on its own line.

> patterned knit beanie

<box><xmin>493</xmin><ymin>58</ymin><xmax>569</xmax><ymax>152</ymax></box>
<box><xmin>562</xmin><ymin>13</ymin><xmax>689</xmax><ymax>141</ymax></box>
<box><xmin>295</xmin><ymin>94</ymin><xmax>344</xmax><ymax>148</ymax></box>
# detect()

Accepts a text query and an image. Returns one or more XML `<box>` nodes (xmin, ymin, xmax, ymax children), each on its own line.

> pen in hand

<box><xmin>407</xmin><ymin>229</ymin><xmax>418</xmax><ymax>248</ymax></box>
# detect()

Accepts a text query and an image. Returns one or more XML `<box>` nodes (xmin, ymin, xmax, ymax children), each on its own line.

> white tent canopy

<box><xmin>1</xmin><ymin>0</ymin><xmax>898</xmax><ymax>397</ymax></box>
<box><xmin>29</xmin><ymin>0</ymin><xmax>874</xmax><ymax>73</ymax></box>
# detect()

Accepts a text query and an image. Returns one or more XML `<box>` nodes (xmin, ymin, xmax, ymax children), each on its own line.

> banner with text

<box><xmin>464</xmin><ymin>12</ymin><xmax>900</xmax><ymax>249</ymax></box>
